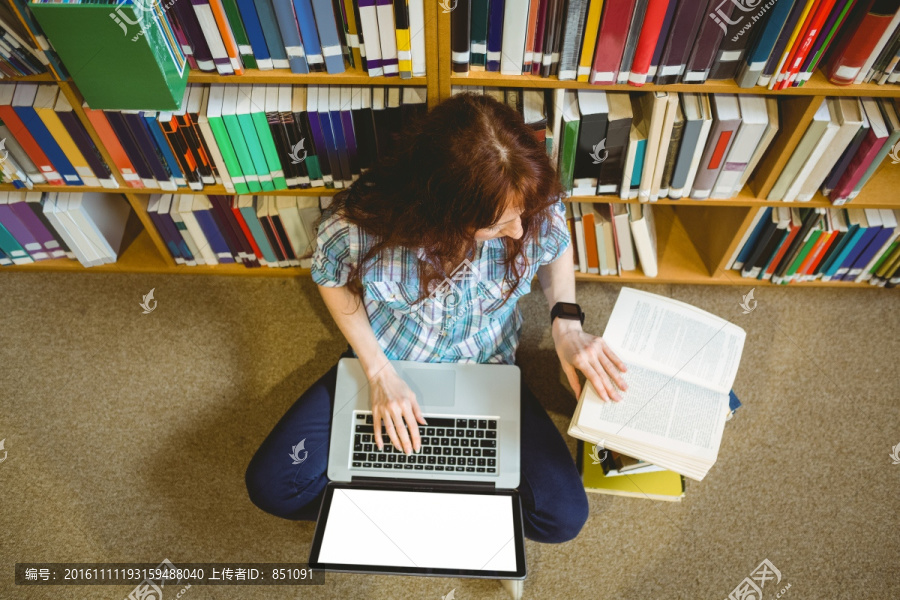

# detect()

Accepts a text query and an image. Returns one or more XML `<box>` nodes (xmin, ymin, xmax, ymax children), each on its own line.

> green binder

<box><xmin>29</xmin><ymin>1</ymin><xmax>188</xmax><ymax>110</ymax></box>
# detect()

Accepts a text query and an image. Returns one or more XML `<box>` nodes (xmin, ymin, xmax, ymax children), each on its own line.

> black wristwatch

<box><xmin>550</xmin><ymin>301</ymin><xmax>585</xmax><ymax>326</ymax></box>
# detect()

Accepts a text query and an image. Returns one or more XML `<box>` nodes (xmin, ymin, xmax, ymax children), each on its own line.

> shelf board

<box><xmin>0</xmin><ymin>184</ymin><xmax>342</xmax><ymax>196</ymax></box>
<box><xmin>451</xmin><ymin>69</ymin><xmax>900</xmax><ymax>97</ymax></box>
<box><xmin>4</xmin><ymin>72</ymin><xmax>55</xmax><ymax>82</ymax></box>
<box><xmin>188</xmin><ymin>68</ymin><xmax>427</xmax><ymax>86</ymax></box>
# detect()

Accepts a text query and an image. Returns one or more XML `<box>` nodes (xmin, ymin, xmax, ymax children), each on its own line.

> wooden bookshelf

<box><xmin>2</xmin><ymin>2</ymin><xmax>899</xmax><ymax>287</ymax></box>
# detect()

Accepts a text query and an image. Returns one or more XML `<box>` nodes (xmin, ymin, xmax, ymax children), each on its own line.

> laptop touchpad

<box><xmin>400</xmin><ymin>368</ymin><xmax>455</xmax><ymax>407</ymax></box>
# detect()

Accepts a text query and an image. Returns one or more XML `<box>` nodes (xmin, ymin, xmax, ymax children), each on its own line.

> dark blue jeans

<box><xmin>244</xmin><ymin>348</ymin><xmax>590</xmax><ymax>544</ymax></box>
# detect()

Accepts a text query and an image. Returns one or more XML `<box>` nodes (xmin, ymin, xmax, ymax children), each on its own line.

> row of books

<box><xmin>565</xmin><ymin>202</ymin><xmax>659</xmax><ymax>278</ymax></box>
<box><xmin>26</xmin><ymin>0</ymin><xmax>425</xmax><ymax>78</ymax></box>
<box><xmin>0</xmin><ymin>191</ymin><xmax>131</xmax><ymax>267</ymax></box>
<box><xmin>451</xmin><ymin>0</ymin><xmax>900</xmax><ymax>89</ymax></box>
<box><xmin>0</xmin><ymin>82</ymin><xmax>427</xmax><ymax>193</ymax></box>
<box><xmin>146</xmin><ymin>194</ymin><xmax>323</xmax><ymax>268</ymax></box>
<box><xmin>727</xmin><ymin>207</ymin><xmax>900</xmax><ymax>286</ymax></box>
<box><xmin>768</xmin><ymin>97</ymin><xmax>900</xmax><ymax>204</ymax></box>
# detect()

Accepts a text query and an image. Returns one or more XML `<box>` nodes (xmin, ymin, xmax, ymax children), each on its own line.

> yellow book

<box><xmin>766</xmin><ymin>0</ymin><xmax>815</xmax><ymax>89</ymax></box>
<box><xmin>577</xmin><ymin>0</ymin><xmax>604</xmax><ymax>82</ymax></box>
<box><xmin>581</xmin><ymin>443</ymin><xmax>685</xmax><ymax>502</ymax></box>
<box><xmin>343</xmin><ymin>0</ymin><xmax>363</xmax><ymax>69</ymax></box>
<box><xmin>395</xmin><ymin>0</ymin><xmax>412</xmax><ymax>78</ymax></box>
<box><xmin>32</xmin><ymin>85</ymin><xmax>98</xmax><ymax>186</ymax></box>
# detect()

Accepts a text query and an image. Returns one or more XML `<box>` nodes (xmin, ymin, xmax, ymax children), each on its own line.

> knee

<box><xmin>528</xmin><ymin>484</ymin><xmax>590</xmax><ymax>544</ymax></box>
<box><xmin>244</xmin><ymin>454</ymin><xmax>322</xmax><ymax>521</ymax></box>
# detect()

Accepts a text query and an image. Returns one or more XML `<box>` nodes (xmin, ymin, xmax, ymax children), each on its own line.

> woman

<box><xmin>245</xmin><ymin>92</ymin><xmax>628</xmax><ymax>544</ymax></box>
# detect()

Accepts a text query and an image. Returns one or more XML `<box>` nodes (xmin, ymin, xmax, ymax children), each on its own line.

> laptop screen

<box><xmin>312</xmin><ymin>486</ymin><xmax>524</xmax><ymax>576</ymax></box>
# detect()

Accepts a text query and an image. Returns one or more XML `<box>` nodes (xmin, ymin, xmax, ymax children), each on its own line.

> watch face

<box><xmin>558</xmin><ymin>303</ymin><xmax>580</xmax><ymax>318</ymax></box>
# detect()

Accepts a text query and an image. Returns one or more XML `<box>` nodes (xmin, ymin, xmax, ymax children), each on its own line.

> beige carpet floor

<box><xmin>0</xmin><ymin>271</ymin><xmax>898</xmax><ymax>600</ymax></box>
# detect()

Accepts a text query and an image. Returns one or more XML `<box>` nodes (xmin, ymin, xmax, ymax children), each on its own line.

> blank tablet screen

<box><xmin>316</xmin><ymin>488</ymin><xmax>519</xmax><ymax>572</ymax></box>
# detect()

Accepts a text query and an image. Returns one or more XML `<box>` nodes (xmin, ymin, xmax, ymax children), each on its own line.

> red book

<box><xmin>589</xmin><ymin>0</ymin><xmax>638</xmax><ymax>84</ymax></box>
<box><xmin>0</xmin><ymin>105</ymin><xmax>65</xmax><ymax>186</ymax></box>
<box><xmin>823</xmin><ymin>0</ymin><xmax>900</xmax><ymax>85</ymax></box>
<box><xmin>765</xmin><ymin>219</ymin><xmax>801</xmax><ymax>280</ymax></box>
<box><xmin>804</xmin><ymin>230</ymin><xmax>838</xmax><ymax>278</ymax></box>
<box><xmin>628</xmin><ymin>0</ymin><xmax>671</xmax><ymax>86</ymax></box>
<box><xmin>708</xmin><ymin>131</ymin><xmax>733</xmax><ymax>171</ymax></box>
<box><xmin>531</xmin><ymin>0</ymin><xmax>550</xmax><ymax>76</ymax></box>
<box><xmin>833</xmin><ymin>128</ymin><xmax>889</xmax><ymax>200</ymax></box>
<box><xmin>778</xmin><ymin>0</ymin><xmax>836</xmax><ymax>89</ymax></box>
<box><xmin>231</xmin><ymin>198</ymin><xmax>265</xmax><ymax>262</ymax></box>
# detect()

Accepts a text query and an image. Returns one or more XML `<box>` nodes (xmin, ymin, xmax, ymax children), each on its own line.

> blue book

<box><xmin>316</xmin><ymin>95</ymin><xmax>342</xmax><ymax>189</ymax></box>
<box><xmin>11</xmin><ymin>84</ymin><xmax>83</xmax><ymax>186</ymax></box>
<box><xmin>235</xmin><ymin>0</ymin><xmax>273</xmax><ymax>69</ymax></box>
<box><xmin>193</xmin><ymin>202</ymin><xmax>236</xmax><ymax>263</ymax></box>
<box><xmin>734</xmin><ymin>207</ymin><xmax>773</xmax><ymax>270</ymax></box>
<box><xmin>252</xmin><ymin>0</ymin><xmax>289</xmax><ymax>69</ymax></box>
<box><xmin>311</xmin><ymin>0</ymin><xmax>345</xmax><ymax>73</ymax></box>
<box><xmin>143</xmin><ymin>113</ymin><xmax>185</xmax><ymax>185</ymax></box>
<box><xmin>239</xmin><ymin>202</ymin><xmax>277</xmax><ymax>264</ymax></box>
<box><xmin>0</xmin><ymin>220</ymin><xmax>30</xmax><ymax>262</ymax></box>
<box><xmin>835</xmin><ymin>219</ymin><xmax>881</xmax><ymax>281</ymax></box>
<box><xmin>631</xmin><ymin>139</ymin><xmax>646</xmax><ymax>190</ymax></box>
<box><xmin>736</xmin><ymin>0</ymin><xmax>799</xmax><ymax>88</ymax></box>
<box><xmin>121</xmin><ymin>111</ymin><xmax>174</xmax><ymax>186</ymax></box>
<box><xmin>271</xmin><ymin>0</ymin><xmax>310</xmax><ymax>74</ymax></box>
<box><xmin>292</xmin><ymin>0</ymin><xmax>322</xmax><ymax>72</ymax></box>
<box><xmin>845</xmin><ymin>222</ymin><xmax>895</xmax><ymax>281</ymax></box>
<box><xmin>823</xmin><ymin>220</ymin><xmax>863</xmax><ymax>280</ymax></box>
<box><xmin>327</xmin><ymin>96</ymin><xmax>352</xmax><ymax>187</ymax></box>
<box><xmin>486</xmin><ymin>0</ymin><xmax>504</xmax><ymax>72</ymax></box>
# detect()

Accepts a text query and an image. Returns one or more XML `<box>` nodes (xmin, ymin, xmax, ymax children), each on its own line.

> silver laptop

<box><xmin>309</xmin><ymin>357</ymin><xmax>527</xmax><ymax>579</ymax></box>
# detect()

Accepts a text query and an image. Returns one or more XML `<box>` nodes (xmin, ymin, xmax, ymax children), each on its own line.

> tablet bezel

<box><xmin>308</xmin><ymin>480</ymin><xmax>527</xmax><ymax>579</ymax></box>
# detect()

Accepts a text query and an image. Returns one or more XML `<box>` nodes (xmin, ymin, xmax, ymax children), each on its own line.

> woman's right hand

<box><xmin>368</xmin><ymin>364</ymin><xmax>427</xmax><ymax>455</ymax></box>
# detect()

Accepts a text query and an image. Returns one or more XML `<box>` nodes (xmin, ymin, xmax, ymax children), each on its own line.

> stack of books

<box><xmin>4</xmin><ymin>0</ymin><xmax>68</xmax><ymax>79</ymax></box>
<box><xmin>145</xmin><ymin>193</ymin><xmax>323</xmax><ymax>268</ymax></box>
<box><xmin>728</xmin><ymin>207</ymin><xmax>900</xmax><ymax>286</ymax></box>
<box><xmin>0</xmin><ymin>191</ymin><xmax>131</xmax><ymax>267</ymax></box>
<box><xmin>568</xmin><ymin>287</ymin><xmax>746</xmax><ymax>483</ymax></box>
<box><xmin>565</xmin><ymin>201</ymin><xmax>657</xmax><ymax>279</ymax></box>
<box><xmin>451</xmin><ymin>0</ymin><xmax>900</xmax><ymax>88</ymax></box>
<box><xmin>0</xmin><ymin>0</ymin><xmax>52</xmax><ymax>78</ymax></box>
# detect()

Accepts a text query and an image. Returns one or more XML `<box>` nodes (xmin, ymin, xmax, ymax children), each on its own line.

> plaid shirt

<box><xmin>311</xmin><ymin>199</ymin><xmax>571</xmax><ymax>364</ymax></box>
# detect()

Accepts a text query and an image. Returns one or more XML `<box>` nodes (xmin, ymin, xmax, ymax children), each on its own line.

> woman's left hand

<box><xmin>553</xmin><ymin>320</ymin><xmax>628</xmax><ymax>402</ymax></box>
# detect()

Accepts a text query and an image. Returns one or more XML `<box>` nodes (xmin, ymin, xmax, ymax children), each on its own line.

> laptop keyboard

<box><xmin>351</xmin><ymin>412</ymin><xmax>499</xmax><ymax>475</ymax></box>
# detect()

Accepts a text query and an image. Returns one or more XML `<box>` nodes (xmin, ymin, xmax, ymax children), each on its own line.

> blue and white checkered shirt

<box><xmin>311</xmin><ymin>200</ymin><xmax>571</xmax><ymax>364</ymax></box>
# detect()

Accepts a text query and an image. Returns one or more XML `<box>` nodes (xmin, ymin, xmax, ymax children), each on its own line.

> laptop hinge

<box><xmin>348</xmin><ymin>476</ymin><xmax>496</xmax><ymax>492</ymax></box>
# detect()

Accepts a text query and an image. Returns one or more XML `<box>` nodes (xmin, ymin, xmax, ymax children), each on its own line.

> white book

<box><xmin>409</xmin><ymin>0</ymin><xmax>426</xmax><ymax>76</ymax></box>
<box><xmin>568</xmin><ymin>287</ymin><xmax>746</xmax><ymax>482</ymax></box>
<box><xmin>619</xmin><ymin>122</ymin><xmax>644</xmax><ymax>200</ymax></box>
<box><xmin>191</xmin><ymin>1</ymin><xmax>234</xmax><ymax>75</ymax></box>
<box><xmin>678</xmin><ymin>94</ymin><xmax>713</xmax><ymax>200</ymax></box>
<box><xmin>43</xmin><ymin>194</ymin><xmax>84</xmax><ymax>266</ymax></box>
<box><xmin>550</xmin><ymin>88</ymin><xmax>566</xmax><ymax>168</ymax></box>
<box><xmin>629</xmin><ymin>203</ymin><xmax>657</xmax><ymax>277</ymax></box>
<box><xmin>187</xmin><ymin>84</ymin><xmax>216</xmax><ymax>185</ymax></box>
<box><xmin>207</xmin><ymin>84</ymin><xmax>245</xmax><ymax>190</ymax></box>
<box><xmin>358</xmin><ymin>0</ymin><xmax>383</xmax><ymax>76</ymax></box>
<box><xmin>572</xmin><ymin>201</ymin><xmax>587</xmax><ymax>274</ymax></box>
<box><xmin>732</xmin><ymin>97</ymin><xmax>779</xmax><ymax>198</ymax></box>
<box><xmin>612</xmin><ymin>204</ymin><xmax>636</xmax><ymax>271</ymax></box>
<box><xmin>197</xmin><ymin>86</ymin><xmax>235</xmax><ymax>193</ymax></box>
<box><xmin>375</xmin><ymin>0</ymin><xmax>399</xmax><ymax>76</ymax></box>
<box><xmin>500</xmin><ymin>0</ymin><xmax>528</xmax><ymax>75</ymax></box>
<box><xmin>783</xmin><ymin>100</ymin><xmax>841</xmax><ymax>202</ymax></box>
<box><xmin>638</xmin><ymin>92</ymin><xmax>668</xmax><ymax>202</ymax></box>
<box><xmin>276</xmin><ymin>196</ymin><xmax>309</xmax><ymax>261</ymax></box>
<box><xmin>179</xmin><ymin>194</ymin><xmax>217</xmax><ymax>264</ymax></box>
<box><xmin>710</xmin><ymin>95</ymin><xmax>769</xmax><ymax>200</ymax></box>
<box><xmin>595</xmin><ymin>219</ymin><xmax>607</xmax><ymax>276</ymax></box>
<box><xmin>797</xmin><ymin>98</ymin><xmax>863</xmax><ymax>202</ymax></box>
<box><xmin>650</xmin><ymin>93</ymin><xmax>679</xmax><ymax>202</ymax></box>
<box><xmin>57</xmin><ymin>193</ymin><xmax>105</xmax><ymax>266</ymax></box>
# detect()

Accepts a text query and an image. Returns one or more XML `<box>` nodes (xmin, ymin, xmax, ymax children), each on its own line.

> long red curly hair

<box><xmin>320</xmin><ymin>91</ymin><xmax>566</xmax><ymax>309</ymax></box>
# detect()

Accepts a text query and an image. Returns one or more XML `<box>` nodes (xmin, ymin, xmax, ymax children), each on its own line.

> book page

<box><xmin>576</xmin><ymin>362</ymin><xmax>728</xmax><ymax>459</ymax></box>
<box><xmin>602</xmin><ymin>287</ymin><xmax>745</xmax><ymax>394</ymax></box>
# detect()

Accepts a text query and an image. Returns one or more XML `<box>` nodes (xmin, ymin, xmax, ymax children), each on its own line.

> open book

<box><xmin>568</xmin><ymin>287</ymin><xmax>746</xmax><ymax>481</ymax></box>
